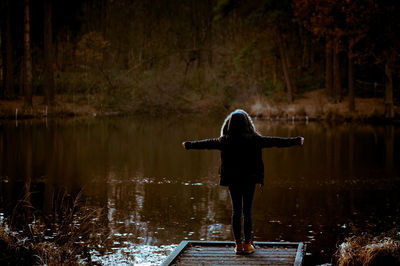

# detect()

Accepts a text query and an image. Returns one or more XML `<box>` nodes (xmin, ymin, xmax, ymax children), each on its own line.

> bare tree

<box><xmin>277</xmin><ymin>31</ymin><xmax>293</xmax><ymax>103</ymax></box>
<box><xmin>24</xmin><ymin>0</ymin><xmax>32</xmax><ymax>106</ymax></box>
<box><xmin>333</xmin><ymin>35</ymin><xmax>342</xmax><ymax>102</ymax></box>
<box><xmin>384</xmin><ymin>62</ymin><xmax>394</xmax><ymax>118</ymax></box>
<box><xmin>44</xmin><ymin>0</ymin><xmax>55</xmax><ymax>105</ymax></box>
<box><xmin>325</xmin><ymin>38</ymin><xmax>333</xmax><ymax>99</ymax></box>
<box><xmin>348</xmin><ymin>39</ymin><xmax>355</xmax><ymax>112</ymax></box>
<box><xmin>1</xmin><ymin>0</ymin><xmax>14</xmax><ymax>98</ymax></box>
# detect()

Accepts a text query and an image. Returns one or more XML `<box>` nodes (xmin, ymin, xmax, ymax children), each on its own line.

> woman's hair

<box><xmin>220</xmin><ymin>109</ymin><xmax>259</xmax><ymax>136</ymax></box>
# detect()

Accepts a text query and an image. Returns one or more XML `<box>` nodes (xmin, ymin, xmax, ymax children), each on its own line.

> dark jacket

<box><xmin>185</xmin><ymin>134</ymin><xmax>302</xmax><ymax>186</ymax></box>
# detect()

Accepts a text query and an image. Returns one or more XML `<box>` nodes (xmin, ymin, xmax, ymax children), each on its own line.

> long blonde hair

<box><xmin>220</xmin><ymin>109</ymin><xmax>259</xmax><ymax>136</ymax></box>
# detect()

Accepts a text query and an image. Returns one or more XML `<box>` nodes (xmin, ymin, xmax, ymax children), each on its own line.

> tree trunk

<box><xmin>1</xmin><ymin>0</ymin><xmax>14</xmax><ymax>98</ymax></box>
<box><xmin>325</xmin><ymin>37</ymin><xmax>333</xmax><ymax>99</ymax></box>
<box><xmin>333</xmin><ymin>36</ymin><xmax>342</xmax><ymax>102</ymax></box>
<box><xmin>24</xmin><ymin>0</ymin><xmax>32</xmax><ymax>106</ymax></box>
<box><xmin>43</xmin><ymin>0</ymin><xmax>55</xmax><ymax>105</ymax></box>
<box><xmin>19</xmin><ymin>58</ymin><xmax>24</xmax><ymax>96</ymax></box>
<box><xmin>384</xmin><ymin>63</ymin><xmax>394</xmax><ymax>119</ymax></box>
<box><xmin>5</xmin><ymin>1</ymin><xmax>14</xmax><ymax>98</ymax></box>
<box><xmin>272</xmin><ymin>56</ymin><xmax>278</xmax><ymax>86</ymax></box>
<box><xmin>1</xmin><ymin>1</ymin><xmax>6</xmax><ymax>97</ymax></box>
<box><xmin>277</xmin><ymin>31</ymin><xmax>293</xmax><ymax>103</ymax></box>
<box><xmin>348</xmin><ymin>39</ymin><xmax>355</xmax><ymax>112</ymax></box>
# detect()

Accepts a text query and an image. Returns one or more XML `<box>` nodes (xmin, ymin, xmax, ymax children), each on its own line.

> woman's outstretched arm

<box><xmin>259</xmin><ymin>136</ymin><xmax>304</xmax><ymax>148</ymax></box>
<box><xmin>182</xmin><ymin>137</ymin><xmax>223</xmax><ymax>150</ymax></box>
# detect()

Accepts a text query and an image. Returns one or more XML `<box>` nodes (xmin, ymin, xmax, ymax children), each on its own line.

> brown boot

<box><xmin>242</xmin><ymin>241</ymin><xmax>255</xmax><ymax>254</ymax></box>
<box><xmin>234</xmin><ymin>243</ymin><xmax>243</xmax><ymax>255</ymax></box>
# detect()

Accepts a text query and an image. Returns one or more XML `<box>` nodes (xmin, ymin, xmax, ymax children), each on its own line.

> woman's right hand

<box><xmin>182</xmin><ymin>142</ymin><xmax>187</xmax><ymax>149</ymax></box>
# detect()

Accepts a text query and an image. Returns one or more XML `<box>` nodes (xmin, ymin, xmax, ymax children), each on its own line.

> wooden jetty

<box><xmin>162</xmin><ymin>240</ymin><xmax>305</xmax><ymax>266</ymax></box>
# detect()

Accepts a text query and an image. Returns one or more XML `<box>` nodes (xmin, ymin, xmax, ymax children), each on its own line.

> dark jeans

<box><xmin>228</xmin><ymin>183</ymin><xmax>256</xmax><ymax>244</ymax></box>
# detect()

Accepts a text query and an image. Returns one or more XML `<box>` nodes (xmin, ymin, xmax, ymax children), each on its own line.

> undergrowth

<box><xmin>0</xmin><ymin>190</ymin><xmax>110</xmax><ymax>265</ymax></box>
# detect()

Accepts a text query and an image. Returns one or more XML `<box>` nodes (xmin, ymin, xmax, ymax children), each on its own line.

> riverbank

<box><xmin>0</xmin><ymin>89</ymin><xmax>399</xmax><ymax>122</ymax></box>
<box><xmin>248</xmin><ymin>89</ymin><xmax>400</xmax><ymax>122</ymax></box>
<box><xmin>0</xmin><ymin>94</ymin><xmax>99</xmax><ymax>119</ymax></box>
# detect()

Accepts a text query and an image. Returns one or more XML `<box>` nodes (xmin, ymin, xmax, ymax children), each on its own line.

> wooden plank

<box><xmin>176</xmin><ymin>260</ymin><xmax>294</xmax><ymax>263</ymax></box>
<box><xmin>187</xmin><ymin>245</ymin><xmax>297</xmax><ymax>249</ymax></box>
<box><xmin>177</xmin><ymin>261</ymin><xmax>292</xmax><ymax>266</ymax></box>
<box><xmin>174</xmin><ymin>257</ymin><xmax>295</xmax><ymax>264</ymax></box>
<box><xmin>294</xmin><ymin>242</ymin><xmax>305</xmax><ymax>266</ymax></box>
<box><xmin>184</xmin><ymin>249</ymin><xmax>297</xmax><ymax>256</ymax></box>
<box><xmin>176</xmin><ymin>258</ymin><xmax>294</xmax><ymax>265</ymax></box>
<box><xmin>185</xmin><ymin>248</ymin><xmax>295</xmax><ymax>252</ymax></box>
<box><xmin>161</xmin><ymin>241</ymin><xmax>189</xmax><ymax>266</ymax></box>
<box><xmin>183</xmin><ymin>252</ymin><xmax>296</xmax><ymax>256</ymax></box>
<box><xmin>176</xmin><ymin>261</ymin><xmax>294</xmax><ymax>264</ymax></box>
<box><xmin>175</xmin><ymin>259</ymin><xmax>294</xmax><ymax>263</ymax></box>
<box><xmin>185</xmin><ymin>248</ymin><xmax>298</xmax><ymax>253</ymax></box>
<box><xmin>182</xmin><ymin>252</ymin><xmax>296</xmax><ymax>256</ymax></box>
<box><xmin>176</xmin><ymin>256</ymin><xmax>294</xmax><ymax>261</ymax></box>
<box><xmin>185</xmin><ymin>240</ymin><xmax>299</xmax><ymax>247</ymax></box>
<box><xmin>181</xmin><ymin>256</ymin><xmax>295</xmax><ymax>260</ymax></box>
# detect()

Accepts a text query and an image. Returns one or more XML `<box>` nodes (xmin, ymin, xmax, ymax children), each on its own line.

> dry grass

<box><xmin>248</xmin><ymin>89</ymin><xmax>399</xmax><ymax>121</ymax></box>
<box><xmin>335</xmin><ymin>233</ymin><xmax>400</xmax><ymax>266</ymax></box>
<box><xmin>0</xmin><ymin>190</ymin><xmax>110</xmax><ymax>265</ymax></box>
<box><xmin>0</xmin><ymin>95</ymin><xmax>98</xmax><ymax>119</ymax></box>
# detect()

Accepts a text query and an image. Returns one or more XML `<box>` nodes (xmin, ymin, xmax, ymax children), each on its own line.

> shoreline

<box><xmin>1</xmin><ymin>90</ymin><xmax>399</xmax><ymax>123</ymax></box>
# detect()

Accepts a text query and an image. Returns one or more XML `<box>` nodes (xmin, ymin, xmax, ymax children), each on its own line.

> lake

<box><xmin>1</xmin><ymin>116</ymin><xmax>400</xmax><ymax>265</ymax></box>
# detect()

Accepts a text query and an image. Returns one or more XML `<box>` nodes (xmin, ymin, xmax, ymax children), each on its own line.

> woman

<box><xmin>182</xmin><ymin>109</ymin><xmax>304</xmax><ymax>254</ymax></box>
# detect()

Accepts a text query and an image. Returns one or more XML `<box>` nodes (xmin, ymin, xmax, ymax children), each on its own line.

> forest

<box><xmin>1</xmin><ymin>0</ymin><xmax>399</xmax><ymax>118</ymax></box>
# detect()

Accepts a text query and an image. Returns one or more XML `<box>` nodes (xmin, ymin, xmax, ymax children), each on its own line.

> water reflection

<box><xmin>0</xmin><ymin>117</ymin><xmax>399</xmax><ymax>264</ymax></box>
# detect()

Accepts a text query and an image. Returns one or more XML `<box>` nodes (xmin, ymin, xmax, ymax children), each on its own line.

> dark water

<box><xmin>1</xmin><ymin>116</ymin><xmax>400</xmax><ymax>264</ymax></box>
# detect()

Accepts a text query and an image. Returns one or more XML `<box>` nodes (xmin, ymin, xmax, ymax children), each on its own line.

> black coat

<box><xmin>185</xmin><ymin>134</ymin><xmax>302</xmax><ymax>186</ymax></box>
